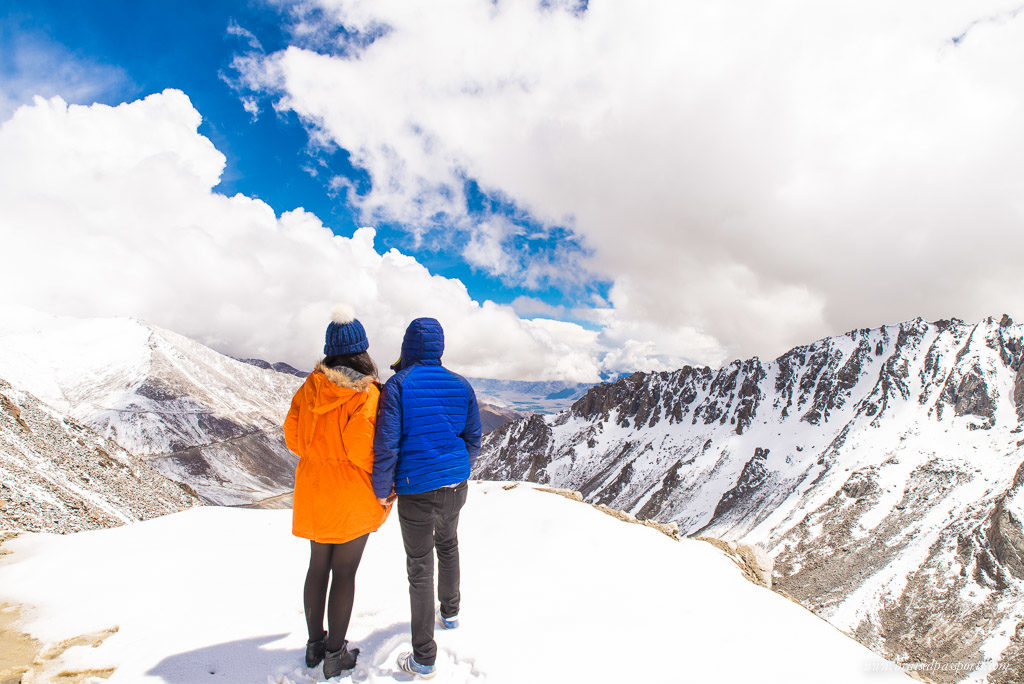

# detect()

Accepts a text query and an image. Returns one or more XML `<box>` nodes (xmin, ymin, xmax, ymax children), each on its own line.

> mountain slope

<box><xmin>0</xmin><ymin>306</ymin><xmax>302</xmax><ymax>505</ymax></box>
<box><xmin>476</xmin><ymin>315</ymin><xmax>1024</xmax><ymax>682</ymax></box>
<box><xmin>478</xmin><ymin>401</ymin><xmax>521</xmax><ymax>433</ymax></box>
<box><xmin>0</xmin><ymin>482</ymin><xmax>911</xmax><ymax>683</ymax></box>
<box><xmin>0</xmin><ymin>377</ymin><xmax>197</xmax><ymax>533</ymax></box>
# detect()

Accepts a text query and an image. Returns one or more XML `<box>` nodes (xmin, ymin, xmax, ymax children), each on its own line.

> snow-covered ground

<box><xmin>0</xmin><ymin>482</ymin><xmax>910</xmax><ymax>683</ymax></box>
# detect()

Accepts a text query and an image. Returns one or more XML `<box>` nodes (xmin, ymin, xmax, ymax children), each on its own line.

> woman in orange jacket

<box><xmin>284</xmin><ymin>305</ymin><xmax>392</xmax><ymax>678</ymax></box>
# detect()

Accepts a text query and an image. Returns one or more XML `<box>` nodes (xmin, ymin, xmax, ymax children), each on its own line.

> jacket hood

<box><xmin>399</xmin><ymin>318</ymin><xmax>444</xmax><ymax>367</ymax></box>
<box><xmin>308</xmin><ymin>362</ymin><xmax>376</xmax><ymax>414</ymax></box>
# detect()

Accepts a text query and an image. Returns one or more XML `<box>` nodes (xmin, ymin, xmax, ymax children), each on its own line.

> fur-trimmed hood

<box><xmin>315</xmin><ymin>362</ymin><xmax>376</xmax><ymax>392</ymax></box>
<box><xmin>304</xmin><ymin>363</ymin><xmax>377</xmax><ymax>415</ymax></box>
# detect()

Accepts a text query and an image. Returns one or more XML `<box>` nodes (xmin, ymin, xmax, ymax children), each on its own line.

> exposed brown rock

<box><xmin>535</xmin><ymin>485</ymin><xmax>680</xmax><ymax>539</ymax></box>
<box><xmin>1015</xmin><ymin>363</ymin><xmax>1024</xmax><ymax>423</ymax></box>
<box><xmin>986</xmin><ymin>462</ymin><xmax>1024</xmax><ymax>580</ymax></box>
<box><xmin>696</xmin><ymin>537</ymin><xmax>774</xmax><ymax>589</ymax></box>
<box><xmin>479</xmin><ymin>402</ymin><xmax>521</xmax><ymax>434</ymax></box>
<box><xmin>0</xmin><ymin>379</ymin><xmax>197</xmax><ymax>534</ymax></box>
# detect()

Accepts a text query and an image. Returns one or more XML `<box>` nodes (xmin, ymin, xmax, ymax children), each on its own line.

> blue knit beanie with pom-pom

<box><xmin>324</xmin><ymin>304</ymin><xmax>369</xmax><ymax>356</ymax></box>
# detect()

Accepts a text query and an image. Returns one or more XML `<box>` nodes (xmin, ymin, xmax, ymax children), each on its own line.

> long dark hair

<box><xmin>322</xmin><ymin>351</ymin><xmax>378</xmax><ymax>379</ymax></box>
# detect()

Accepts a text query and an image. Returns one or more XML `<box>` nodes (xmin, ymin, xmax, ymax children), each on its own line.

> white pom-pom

<box><xmin>331</xmin><ymin>303</ymin><xmax>356</xmax><ymax>324</ymax></box>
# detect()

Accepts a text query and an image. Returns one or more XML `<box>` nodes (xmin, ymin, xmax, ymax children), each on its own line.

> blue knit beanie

<box><xmin>324</xmin><ymin>304</ymin><xmax>369</xmax><ymax>356</ymax></box>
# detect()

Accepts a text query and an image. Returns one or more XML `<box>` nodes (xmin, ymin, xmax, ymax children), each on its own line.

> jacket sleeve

<box><xmin>461</xmin><ymin>383</ymin><xmax>482</xmax><ymax>469</ymax></box>
<box><xmin>372</xmin><ymin>376</ymin><xmax>402</xmax><ymax>498</ymax></box>
<box><xmin>283</xmin><ymin>388</ymin><xmax>303</xmax><ymax>456</ymax></box>
<box><xmin>342</xmin><ymin>387</ymin><xmax>378</xmax><ymax>474</ymax></box>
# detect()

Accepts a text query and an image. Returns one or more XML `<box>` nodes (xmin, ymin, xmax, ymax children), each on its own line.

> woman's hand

<box><xmin>378</xmin><ymin>492</ymin><xmax>397</xmax><ymax>507</ymax></box>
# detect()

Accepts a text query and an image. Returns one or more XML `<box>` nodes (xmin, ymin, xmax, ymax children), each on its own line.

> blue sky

<box><xmin>2</xmin><ymin>1</ymin><xmax>1022</xmax><ymax>380</ymax></box>
<box><xmin>0</xmin><ymin>0</ymin><xmax>604</xmax><ymax>323</ymax></box>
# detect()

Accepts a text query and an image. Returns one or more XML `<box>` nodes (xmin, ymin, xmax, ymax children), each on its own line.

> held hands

<box><xmin>379</xmin><ymin>491</ymin><xmax>397</xmax><ymax>507</ymax></box>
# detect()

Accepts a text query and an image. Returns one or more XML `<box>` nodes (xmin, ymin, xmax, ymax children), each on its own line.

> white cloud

<box><xmin>226</xmin><ymin>19</ymin><xmax>263</xmax><ymax>51</ymax></box>
<box><xmin>0</xmin><ymin>33</ymin><xmax>130</xmax><ymax>121</ymax></box>
<box><xmin>238</xmin><ymin>0</ymin><xmax>1024</xmax><ymax>365</ymax></box>
<box><xmin>240</xmin><ymin>96</ymin><xmax>261</xmax><ymax>120</ymax></box>
<box><xmin>0</xmin><ymin>91</ymin><xmax>606</xmax><ymax>381</ymax></box>
<box><xmin>511</xmin><ymin>296</ymin><xmax>565</xmax><ymax>319</ymax></box>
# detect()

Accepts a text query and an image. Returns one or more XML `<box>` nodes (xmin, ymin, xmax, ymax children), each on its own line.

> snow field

<box><xmin>0</xmin><ymin>482</ymin><xmax>911</xmax><ymax>683</ymax></box>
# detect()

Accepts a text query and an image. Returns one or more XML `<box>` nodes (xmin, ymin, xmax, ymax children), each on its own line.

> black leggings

<box><xmin>304</xmin><ymin>534</ymin><xmax>369</xmax><ymax>651</ymax></box>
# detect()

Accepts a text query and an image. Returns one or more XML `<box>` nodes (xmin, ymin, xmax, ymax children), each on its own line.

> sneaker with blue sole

<box><xmin>438</xmin><ymin>612</ymin><xmax>459</xmax><ymax>630</ymax></box>
<box><xmin>397</xmin><ymin>652</ymin><xmax>436</xmax><ymax>679</ymax></box>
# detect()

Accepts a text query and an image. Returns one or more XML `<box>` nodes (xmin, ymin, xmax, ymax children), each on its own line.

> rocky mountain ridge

<box><xmin>476</xmin><ymin>315</ymin><xmax>1024</xmax><ymax>682</ymax></box>
<box><xmin>0</xmin><ymin>377</ymin><xmax>198</xmax><ymax>533</ymax></box>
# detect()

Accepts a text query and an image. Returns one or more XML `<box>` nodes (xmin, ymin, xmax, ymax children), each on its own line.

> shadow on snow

<box><xmin>146</xmin><ymin>622</ymin><xmax>415</xmax><ymax>683</ymax></box>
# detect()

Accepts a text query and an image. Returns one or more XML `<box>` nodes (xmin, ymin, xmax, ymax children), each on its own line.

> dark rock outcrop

<box><xmin>946</xmin><ymin>366</ymin><xmax>997</xmax><ymax>420</ymax></box>
<box><xmin>476</xmin><ymin>414</ymin><xmax>552</xmax><ymax>482</ymax></box>
<box><xmin>712</xmin><ymin>448</ymin><xmax>770</xmax><ymax>519</ymax></box>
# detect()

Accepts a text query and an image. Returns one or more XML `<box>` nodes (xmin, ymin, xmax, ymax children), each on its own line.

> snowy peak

<box><xmin>558</xmin><ymin>316</ymin><xmax>1023</xmax><ymax>449</ymax></box>
<box><xmin>0</xmin><ymin>307</ymin><xmax>303</xmax><ymax>505</ymax></box>
<box><xmin>88</xmin><ymin>323</ymin><xmax>299</xmax><ymax>455</ymax></box>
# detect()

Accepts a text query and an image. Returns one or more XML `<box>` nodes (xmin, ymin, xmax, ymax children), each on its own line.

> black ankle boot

<box><xmin>323</xmin><ymin>641</ymin><xmax>359</xmax><ymax>678</ymax></box>
<box><xmin>305</xmin><ymin>634</ymin><xmax>326</xmax><ymax>667</ymax></box>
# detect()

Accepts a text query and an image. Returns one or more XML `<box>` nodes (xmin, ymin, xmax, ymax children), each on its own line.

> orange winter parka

<box><xmin>285</xmin><ymin>363</ymin><xmax>390</xmax><ymax>544</ymax></box>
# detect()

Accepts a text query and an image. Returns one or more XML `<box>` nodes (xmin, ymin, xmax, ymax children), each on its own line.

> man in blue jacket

<box><xmin>373</xmin><ymin>317</ymin><xmax>482</xmax><ymax>679</ymax></box>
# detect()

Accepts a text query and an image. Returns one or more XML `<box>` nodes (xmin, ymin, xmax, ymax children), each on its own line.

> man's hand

<box><xmin>379</xmin><ymin>492</ymin><xmax>397</xmax><ymax>507</ymax></box>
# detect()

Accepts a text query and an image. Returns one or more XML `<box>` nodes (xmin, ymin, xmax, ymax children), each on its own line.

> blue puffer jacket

<box><xmin>372</xmin><ymin>318</ymin><xmax>482</xmax><ymax>497</ymax></box>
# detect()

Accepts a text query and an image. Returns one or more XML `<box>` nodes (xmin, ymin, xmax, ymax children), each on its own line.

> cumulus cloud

<box><xmin>237</xmin><ymin>0</ymin><xmax>1024</xmax><ymax>364</ymax></box>
<box><xmin>0</xmin><ymin>91</ymin><xmax>608</xmax><ymax>381</ymax></box>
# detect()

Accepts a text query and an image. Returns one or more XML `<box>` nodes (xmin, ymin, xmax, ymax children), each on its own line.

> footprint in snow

<box><xmin>269</xmin><ymin>624</ymin><xmax>485</xmax><ymax>683</ymax></box>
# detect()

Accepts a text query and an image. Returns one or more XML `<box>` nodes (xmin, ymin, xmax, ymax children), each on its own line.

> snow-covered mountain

<box><xmin>476</xmin><ymin>315</ymin><xmax>1024</xmax><ymax>682</ymax></box>
<box><xmin>0</xmin><ymin>307</ymin><xmax>303</xmax><ymax>505</ymax></box>
<box><xmin>0</xmin><ymin>377</ymin><xmax>197</xmax><ymax>533</ymax></box>
<box><xmin>0</xmin><ymin>482</ymin><xmax>912</xmax><ymax>683</ymax></box>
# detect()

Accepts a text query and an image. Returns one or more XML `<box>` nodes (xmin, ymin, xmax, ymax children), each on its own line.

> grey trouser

<box><xmin>396</xmin><ymin>481</ymin><xmax>468</xmax><ymax>666</ymax></box>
